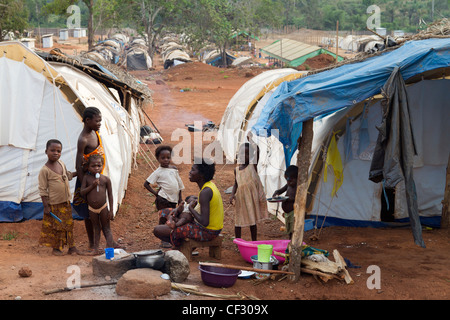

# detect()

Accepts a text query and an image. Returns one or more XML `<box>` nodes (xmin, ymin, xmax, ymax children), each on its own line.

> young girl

<box><xmin>229</xmin><ymin>141</ymin><xmax>268</xmax><ymax>241</ymax></box>
<box><xmin>80</xmin><ymin>154</ymin><xmax>115</xmax><ymax>254</ymax></box>
<box><xmin>144</xmin><ymin>145</ymin><xmax>184</xmax><ymax>247</ymax></box>
<box><xmin>144</xmin><ymin>145</ymin><xmax>184</xmax><ymax>212</ymax></box>
<box><xmin>38</xmin><ymin>139</ymin><xmax>79</xmax><ymax>256</ymax></box>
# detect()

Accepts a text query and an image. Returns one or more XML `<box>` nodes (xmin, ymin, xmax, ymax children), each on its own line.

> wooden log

<box><xmin>199</xmin><ymin>262</ymin><xmax>294</xmax><ymax>275</ymax></box>
<box><xmin>301</xmin><ymin>257</ymin><xmax>341</xmax><ymax>274</ymax></box>
<box><xmin>332</xmin><ymin>249</ymin><xmax>354</xmax><ymax>284</ymax></box>
<box><xmin>289</xmin><ymin>118</ymin><xmax>314</xmax><ymax>282</ymax></box>
<box><xmin>300</xmin><ymin>268</ymin><xmax>340</xmax><ymax>282</ymax></box>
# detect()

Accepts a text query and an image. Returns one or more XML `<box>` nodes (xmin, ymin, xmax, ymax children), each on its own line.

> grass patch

<box><xmin>2</xmin><ymin>231</ymin><xmax>19</xmax><ymax>241</ymax></box>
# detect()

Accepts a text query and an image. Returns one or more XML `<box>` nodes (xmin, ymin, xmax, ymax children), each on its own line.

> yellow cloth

<box><xmin>200</xmin><ymin>181</ymin><xmax>224</xmax><ymax>230</ymax></box>
<box><xmin>324</xmin><ymin>133</ymin><xmax>343</xmax><ymax>197</ymax></box>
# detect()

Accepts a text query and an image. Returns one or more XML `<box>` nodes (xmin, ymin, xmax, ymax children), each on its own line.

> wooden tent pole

<box><xmin>336</xmin><ymin>20</ymin><xmax>339</xmax><ymax>64</ymax></box>
<box><xmin>441</xmin><ymin>153</ymin><xmax>450</xmax><ymax>230</ymax></box>
<box><xmin>289</xmin><ymin>119</ymin><xmax>314</xmax><ymax>282</ymax></box>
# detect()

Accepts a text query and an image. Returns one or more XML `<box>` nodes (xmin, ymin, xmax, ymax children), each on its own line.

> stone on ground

<box><xmin>115</xmin><ymin>268</ymin><xmax>171</xmax><ymax>299</ymax></box>
<box><xmin>162</xmin><ymin>250</ymin><xmax>190</xmax><ymax>283</ymax></box>
<box><xmin>92</xmin><ymin>253</ymin><xmax>135</xmax><ymax>279</ymax></box>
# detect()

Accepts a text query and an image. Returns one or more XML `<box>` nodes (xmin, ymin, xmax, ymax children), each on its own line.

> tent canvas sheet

<box><xmin>251</xmin><ymin>38</ymin><xmax>450</xmax><ymax>235</ymax></box>
<box><xmin>219</xmin><ymin>38</ymin><xmax>449</xmax><ymax>234</ymax></box>
<box><xmin>311</xmin><ymin>79</ymin><xmax>448</xmax><ymax>228</ymax></box>
<box><xmin>0</xmin><ymin>41</ymin><xmax>141</xmax><ymax>222</ymax></box>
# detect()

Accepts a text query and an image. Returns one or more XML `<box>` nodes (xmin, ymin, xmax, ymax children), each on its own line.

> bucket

<box><xmin>251</xmin><ymin>255</ymin><xmax>278</xmax><ymax>279</ymax></box>
<box><xmin>105</xmin><ymin>247</ymin><xmax>114</xmax><ymax>260</ymax></box>
<box><xmin>257</xmin><ymin>244</ymin><xmax>273</xmax><ymax>262</ymax></box>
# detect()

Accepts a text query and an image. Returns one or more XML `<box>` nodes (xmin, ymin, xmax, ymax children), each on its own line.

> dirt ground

<box><xmin>1</xmin><ymin>38</ymin><xmax>449</xmax><ymax>303</ymax></box>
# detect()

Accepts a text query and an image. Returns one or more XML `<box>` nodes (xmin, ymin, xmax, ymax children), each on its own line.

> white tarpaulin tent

<box><xmin>217</xmin><ymin>68</ymin><xmax>308</xmax><ymax>220</ymax></box>
<box><xmin>0</xmin><ymin>41</ymin><xmax>141</xmax><ymax>222</ymax></box>
<box><xmin>218</xmin><ymin>41</ymin><xmax>449</xmax><ymax>230</ymax></box>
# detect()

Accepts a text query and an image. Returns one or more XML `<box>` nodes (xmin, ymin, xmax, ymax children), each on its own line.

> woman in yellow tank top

<box><xmin>153</xmin><ymin>158</ymin><xmax>223</xmax><ymax>247</ymax></box>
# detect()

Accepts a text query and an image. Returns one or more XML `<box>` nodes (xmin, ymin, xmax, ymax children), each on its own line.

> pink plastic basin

<box><xmin>233</xmin><ymin>238</ymin><xmax>291</xmax><ymax>264</ymax></box>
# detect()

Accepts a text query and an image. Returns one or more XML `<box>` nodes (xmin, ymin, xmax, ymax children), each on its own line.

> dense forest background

<box><xmin>20</xmin><ymin>0</ymin><xmax>449</xmax><ymax>32</ymax></box>
<box><xmin>1</xmin><ymin>0</ymin><xmax>449</xmax><ymax>49</ymax></box>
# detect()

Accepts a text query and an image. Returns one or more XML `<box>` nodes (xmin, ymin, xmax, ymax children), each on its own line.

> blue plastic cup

<box><xmin>105</xmin><ymin>248</ymin><xmax>114</xmax><ymax>260</ymax></box>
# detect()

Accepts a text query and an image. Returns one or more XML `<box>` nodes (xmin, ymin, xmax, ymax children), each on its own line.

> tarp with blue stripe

<box><xmin>252</xmin><ymin>38</ymin><xmax>450</xmax><ymax>165</ymax></box>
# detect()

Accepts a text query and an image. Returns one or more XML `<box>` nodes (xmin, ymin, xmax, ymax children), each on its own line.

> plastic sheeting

<box><xmin>253</xmin><ymin>38</ymin><xmax>450</xmax><ymax>164</ymax></box>
<box><xmin>311</xmin><ymin>79</ymin><xmax>449</xmax><ymax>228</ymax></box>
<box><xmin>0</xmin><ymin>56</ymin><xmax>81</xmax><ymax>222</ymax></box>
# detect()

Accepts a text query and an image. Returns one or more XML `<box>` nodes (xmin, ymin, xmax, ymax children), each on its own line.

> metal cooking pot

<box><xmin>133</xmin><ymin>249</ymin><xmax>165</xmax><ymax>270</ymax></box>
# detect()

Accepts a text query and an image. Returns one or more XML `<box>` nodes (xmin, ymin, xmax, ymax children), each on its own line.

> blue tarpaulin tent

<box><xmin>252</xmin><ymin>38</ymin><xmax>450</xmax><ymax>165</ymax></box>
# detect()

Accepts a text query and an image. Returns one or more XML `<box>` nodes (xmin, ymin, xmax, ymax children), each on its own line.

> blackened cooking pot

<box><xmin>133</xmin><ymin>249</ymin><xmax>165</xmax><ymax>270</ymax></box>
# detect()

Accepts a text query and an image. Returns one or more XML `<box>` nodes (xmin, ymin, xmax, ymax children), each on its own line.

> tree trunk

<box><xmin>289</xmin><ymin>119</ymin><xmax>314</xmax><ymax>282</ymax></box>
<box><xmin>441</xmin><ymin>153</ymin><xmax>450</xmax><ymax>230</ymax></box>
<box><xmin>87</xmin><ymin>0</ymin><xmax>94</xmax><ymax>50</ymax></box>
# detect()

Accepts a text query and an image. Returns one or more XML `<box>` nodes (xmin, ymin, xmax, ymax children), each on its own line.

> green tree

<box><xmin>182</xmin><ymin>0</ymin><xmax>245</xmax><ymax>66</ymax></box>
<box><xmin>0</xmin><ymin>0</ymin><xmax>29</xmax><ymax>41</ymax></box>
<box><xmin>44</xmin><ymin>0</ymin><xmax>96</xmax><ymax>50</ymax></box>
<box><xmin>123</xmin><ymin>0</ymin><xmax>187</xmax><ymax>60</ymax></box>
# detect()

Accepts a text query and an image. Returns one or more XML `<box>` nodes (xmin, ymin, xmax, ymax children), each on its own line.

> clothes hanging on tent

<box><xmin>369</xmin><ymin>67</ymin><xmax>425</xmax><ymax>248</ymax></box>
<box><xmin>324</xmin><ymin>133</ymin><xmax>343</xmax><ymax>197</ymax></box>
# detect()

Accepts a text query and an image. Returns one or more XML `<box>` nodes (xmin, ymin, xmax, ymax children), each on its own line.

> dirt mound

<box><xmin>296</xmin><ymin>53</ymin><xmax>337</xmax><ymax>70</ymax></box>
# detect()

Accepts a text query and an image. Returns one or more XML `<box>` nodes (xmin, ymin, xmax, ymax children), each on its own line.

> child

<box><xmin>38</xmin><ymin>139</ymin><xmax>79</xmax><ymax>256</ymax></box>
<box><xmin>80</xmin><ymin>154</ymin><xmax>115</xmax><ymax>254</ymax></box>
<box><xmin>144</xmin><ymin>145</ymin><xmax>184</xmax><ymax>210</ymax></box>
<box><xmin>272</xmin><ymin>165</ymin><xmax>298</xmax><ymax>239</ymax></box>
<box><xmin>166</xmin><ymin>195</ymin><xmax>198</xmax><ymax>229</ymax></box>
<box><xmin>229</xmin><ymin>141</ymin><xmax>268</xmax><ymax>241</ymax></box>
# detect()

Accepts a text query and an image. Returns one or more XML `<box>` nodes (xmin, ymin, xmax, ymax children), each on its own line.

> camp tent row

<box><xmin>218</xmin><ymin>37</ymin><xmax>449</xmax><ymax>246</ymax></box>
<box><xmin>160</xmin><ymin>40</ymin><xmax>191</xmax><ymax>69</ymax></box>
<box><xmin>83</xmin><ymin>33</ymin><xmax>153</xmax><ymax>71</ymax></box>
<box><xmin>125</xmin><ymin>38</ymin><xmax>153</xmax><ymax>71</ymax></box>
<box><xmin>0</xmin><ymin>41</ymin><xmax>146</xmax><ymax>222</ymax></box>
<box><xmin>202</xmin><ymin>49</ymin><xmax>236</xmax><ymax>67</ymax></box>
<box><xmin>84</xmin><ymin>35</ymin><xmax>126</xmax><ymax>66</ymax></box>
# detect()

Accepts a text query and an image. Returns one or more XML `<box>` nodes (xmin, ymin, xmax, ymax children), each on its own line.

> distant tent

<box><xmin>232</xmin><ymin>56</ymin><xmax>257</xmax><ymax>67</ymax></box>
<box><xmin>231</xmin><ymin>31</ymin><xmax>260</xmax><ymax>41</ymax></box>
<box><xmin>0</xmin><ymin>41</ymin><xmax>143</xmax><ymax>222</ymax></box>
<box><xmin>203</xmin><ymin>50</ymin><xmax>236</xmax><ymax>67</ymax></box>
<box><xmin>261</xmin><ymin>39</ymin><xmax>344</xmax><ymax>67</ymax></box>
<box><xmin>126</xmin><ymin>47</ymin><xmax>152</xmax><ymax>70</ymax></box>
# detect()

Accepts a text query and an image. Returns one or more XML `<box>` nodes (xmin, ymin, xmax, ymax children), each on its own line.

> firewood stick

<box><xmin>333</xmin><ymin>249</ymin><xmax>354</xmax><ymax>284</ymax></box>
<box><xmin>300</xmin><ymin>268</ymin><xmax>341</xmax><ymax>281</ymax></box>
<box><xmin>273</xmin><ymin>251</ymin><xmax>287</xmax><ymax>258</ymax></box>
<box><xmin>199</xmin><ymin>262</ymin><xmax>295</xmax><ymax>275</ymax></box>
<box><xmin>43</xmin><ymin>281</ymin><xmax>118</xmax><ymax>295</ymax></box>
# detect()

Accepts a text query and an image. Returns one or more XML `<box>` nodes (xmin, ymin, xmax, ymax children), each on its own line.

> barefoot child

<box><xmin>80</xmin><ymin>154</ymin><xmax>115</xmax><ymax>254</ymax></box>
<box><xmin>144</xmin><ymin>145</ymin><xmax>184</xmax><ymax>247</ymax></box>
<box><xmin>144</xmin><ymin>145</ymin><xmax>184</xmax><ymax>211</ymax></box>
<box><xmin>38</xmin><ymin>139</ymin><xmax>79</xmax><ymax>256</ymax></box>
<box><xmin>229</xmin><ymin>141</ymin><xmax>268</xmax><ymax>241</ymax></box>
<box><xmin>272</xmin><ymin>165</ymin><xmax>298</xmax><ymax>239</ymax></box>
